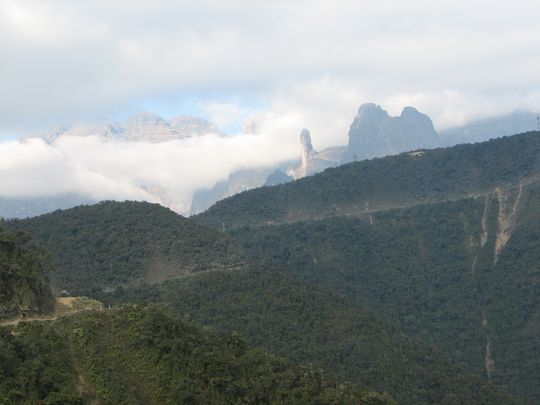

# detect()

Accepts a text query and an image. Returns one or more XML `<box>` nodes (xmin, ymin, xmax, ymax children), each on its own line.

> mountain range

<box><xmin>191</xmin><ymin>106</ymin><xmax>537</xmax><ymax>214</ymax></box>
<box><xmin>3</xmin><ymin>130</ymin><xmax>540</xmax><ymax>403</ymax></box>
<box><xmin>38</xmin><ymin>111</ymin><xmax>221</xmax><ymax>143</ymax></box>
<box><xmin>0</xmin><ymin>106</ymin><xmax>537</xmax><ymax>220</ymax></box>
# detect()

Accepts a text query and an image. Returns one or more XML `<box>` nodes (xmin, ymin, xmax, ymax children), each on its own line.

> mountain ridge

<box><xmin>196</xmin><ymin>131</ymin><xmax>540</xmax><ymax>228</ymax></box>
<box><xmin>7</xmin><ymin>201</ymin><xmax>246</xmax><ymax>294</ymax></box>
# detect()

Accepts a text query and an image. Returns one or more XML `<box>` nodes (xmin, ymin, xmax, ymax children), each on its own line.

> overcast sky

<box><xmin>1</xmin><ymin>0</ymin><xmax>539</xmax><ymax>212</ymax></box>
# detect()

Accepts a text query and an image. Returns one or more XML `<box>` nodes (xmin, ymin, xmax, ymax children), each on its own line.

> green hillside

<box><xmin>7</xmin><ymin>201</ymin><xmax>246</xmax><ymax>294</ymax></box>
<box><xmin>230</xmin><ymin>182</ymin><xmax>540</xmax><ymax>402</ymax></box>
<box><xmin>196</xmin><ymin>131</ymin><xmax>540</xmax><ymax>228</ymax></box>
<box><xmin>0</xmin><ymin>305</ymin><xmax>390</xmax><ymax>404</ymax></box>
<box><xmin>0</xmin><ymin>221</ymin><xmax>54</xmax><ymax>320</ymax></box>
<box><xmin>101</xmin><ymin>268</ymin><xmax>518</xmax><ymax>404</ymax></box>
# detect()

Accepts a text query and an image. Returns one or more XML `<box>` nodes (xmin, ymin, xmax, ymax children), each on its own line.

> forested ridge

<box><xmin>196</xmin><ymin>131</ymin><xmax>540</xmax><ymax>228</ymax></box>
<box><xmin>7</xmin><ymin>201</ymin><xmax>246</xmax><ymax>294</ymax></box>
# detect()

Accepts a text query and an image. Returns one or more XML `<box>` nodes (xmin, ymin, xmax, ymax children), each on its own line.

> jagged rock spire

<box><xmin>300</xmin><ymin>129</ymin><xmax>315</xmax><ymax>177</ymax></box>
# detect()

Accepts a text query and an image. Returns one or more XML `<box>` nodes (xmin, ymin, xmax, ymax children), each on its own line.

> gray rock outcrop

<box><xmin>344</xmin><ymin>103</ymin><xmax>439</xmax><ymax>162</ymax></box>
<box><xmin>38</xmin><ymin>112</ymin><xmax>221</xmax><ymax>144</ymax></box>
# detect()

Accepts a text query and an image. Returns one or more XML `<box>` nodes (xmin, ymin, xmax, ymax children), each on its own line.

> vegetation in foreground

<box><xmin>0</xmin><ymin>305</ymin><xmax>391</xmax><ymax>404</ymax></box>
<box><xmin>0</xmin><ymin>221</ymin><xmax>54</xmax><ymax>320</ymax></box>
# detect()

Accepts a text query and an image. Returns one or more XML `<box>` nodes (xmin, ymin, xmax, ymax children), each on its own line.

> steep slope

<box><xmin>0</xmin><ymin>223</ymin><xmax>54</xmax><ymax>320</ymax></box>
<box><xmin>196</xmin><ymin>131</ymin><xmax>540</xmax><ymax>228</ymax></box>
<box><xmin>101</xmin><ymin>268</ymin><xmax>518</xmax><ymax>404</ymax></box>
<box><xmin>0</xmin><ymin>306</ymin><xmax>389</xmax><ymax>404</ymax></box>
<box><xmin>7</xmin><ymin>201</ymin><xmax>246</xmax><ymax>294</ymax></box>
<box><xmin>230</xmin><ymin>183</ymin><xmax>540</xmax><ymax>401</ymax></box>
<box><xmin>37</xmin><ymin>111</ymin><xmax>221</xmax><ymax>144</ymax></box>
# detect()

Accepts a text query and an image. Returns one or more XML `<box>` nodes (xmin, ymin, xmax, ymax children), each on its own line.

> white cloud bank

<box><xmin>1</xmin><ymin>0</ymin><xmax>540</xmax><ymax>135</ymax></box>
<box><xmin>0</xmin><ymin>120</ymin><xmax>300</xmax><ymax>214</ymax></box>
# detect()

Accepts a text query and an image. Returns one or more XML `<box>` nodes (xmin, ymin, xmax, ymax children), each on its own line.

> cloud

<box><xmin>1</xmin><ymin>0</ymin><xmax>539</xmax><ymax>136</ymax></box>
<box><xmin>199</xmin><ymin>100</ymin><xmax>253</xmax><ymax>132</ymax></box>
<box><xmin>0</xmin><ymin>126</ymin><xmax>300</xmax><ymax>214</ymax></box>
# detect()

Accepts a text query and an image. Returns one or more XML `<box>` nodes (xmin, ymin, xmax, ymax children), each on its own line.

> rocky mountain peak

<box><xmin>400</xmin><ymin>106</ymin><xmax>420</xmax><ymax>116</ymax></box>
<box><xmin>168</xmin><ymin>115</ymin><xmax>219</xmax><ymax>135</ymax></box>
<box><xmin>300</xmin><ymin>128</ymin><xmax>314</xmax><ymax>153</ymax></box>
<box><xmin>36</xmin><ymin>112</ymin><xmax>221</xmax><ymax>144</ymax></box>
<box><xmin>400</xmin><ymin>106</ymin><xmax>434</xmax><ymax>126</ymax></box>
<box><xmin>299</xmin><ymin>129</ymin><xmax>318</xmax><ymax>178</ymax></box>
<box><xmin>345</xmin><ymin>103</ymin><xmax>438</xmax><ymax>161</ymax></box>
<box><xmin>124</xmin><ymin>111</ymin><xmax>167</xmax><ymax>127</ymax></box>
<box><xmin>353</xmin><ymin>103</ymin><xmax>389</xmax><ymax>126</ymax></box>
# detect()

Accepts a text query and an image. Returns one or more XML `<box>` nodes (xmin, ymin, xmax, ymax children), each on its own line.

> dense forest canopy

<box><xmin>229</xmin><ymin>183</ymin><xmax>540</xmax><ymax>402</ymax></box>
<box><xmin>0</xmin><ymin>305</ymin><xmax>392</xmax><ymax>404</ymax></box>
<box><xmin>0</xmin><ymin>221</ymin><xmax>54</xmax><ymax>320</ymax></box>
<box><xmin>7</xmin><ymin>201</ymin><xmax>246</xmax><ymax>294</ymax></box>
<box><xmin>100</xmin><ymin>267</ymin><xmax>519</xmax><ymax>404</ymax></box>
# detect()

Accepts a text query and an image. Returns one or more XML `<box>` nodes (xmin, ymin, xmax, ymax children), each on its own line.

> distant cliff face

<box><xmin>8</xmin><ymin>106</ymin><xmax>536</xmax><ymax>221</ymax></box>
<box><xmin>294</xmin><ymin>129</ymin><xmax>343</xmax><ymax>179</ymax></box>
<box><xmin>344</xmin><ymin>103</ymin><xmax>439</xmax><ymax>162</ymax></box>
<box><xmin>39</xmin><ymin>112</ymin><xmax>221</xmax><ymax>144</ymax></box>
<box><xmin>300</xmin><ymin>129</ymin><xmax>315</xmax><ymax>177</ymax></box>
<box><xmin>293</xmin><ymin>104</ymin><xmax>438</xmax><ymax>179</ymax></box>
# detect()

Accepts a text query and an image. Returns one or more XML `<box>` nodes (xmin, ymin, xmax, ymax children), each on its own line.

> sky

<box><xmin>1</xmin><ymin>0</ymin><xmax>540</xmax><ymax>213</ymax></box>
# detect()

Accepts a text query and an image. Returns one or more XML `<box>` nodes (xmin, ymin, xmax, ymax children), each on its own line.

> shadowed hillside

<box><xmin>230</xmin><ymin>182</ymin><xmax>540</xmax><ymax>402</ymax></box>
<box><xmin>7</xmin><ymin>201</ymin><xmax>246</xmax><ymax>294</ymax></box>
<box><xmin>100</xmin><ymin>268</ymin><xmax>519</xmax><ymax>404</ymax></box>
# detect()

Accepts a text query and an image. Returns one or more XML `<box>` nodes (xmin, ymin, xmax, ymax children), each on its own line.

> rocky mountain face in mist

<box><xmin>40</xmin><ymin>111</ymin><xmax>221</xmax><ymax>144</ymax></box>
<box><xmin>0</xmin><ymin>112</ymin><xmax>222</xmax><ymax>219</ymax></box>
<box><xmin>221</xmin><ymin>105</ymin><xmax>534</xmax><ymax>218</ymax></box>
<box><xmin>297</xmin><ymin>105</ymin><xmax>537</xmax><ymax>180</ymax></box>
<box><xmin>189</xmin><ymin>163</ymin><xmax>298</xmax><ymax>215</ymax></box>
<box><xmin>286</xmin><ymin>104</ymin><xmax>438</xmax><ymax>183</ymax></box>
<box><xmin>343</xmin><ymin>103</ymin><xmax>439</xmax><ymax>162</ymax></box>
<box><xmin>3</xmin><ymin>105</ymin><xmax>537</xmax><ymax>219</ymax></box>
<box><xmin>294</xmin><ymin>129</ymin><xmax>344</xmax><ymax>178</ymax></box>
